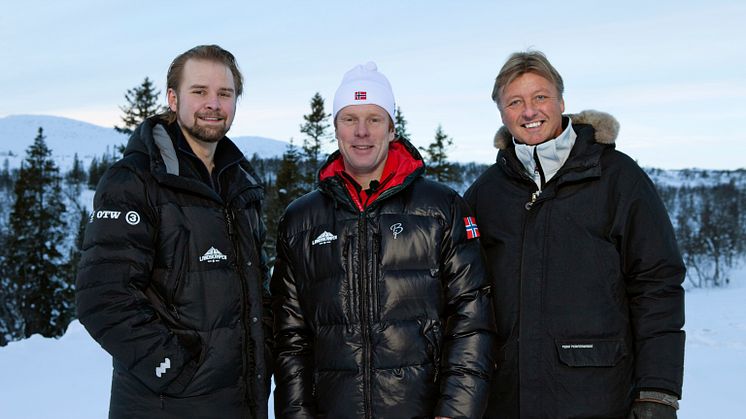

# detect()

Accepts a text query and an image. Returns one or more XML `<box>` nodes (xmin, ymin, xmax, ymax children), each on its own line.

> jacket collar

<box><xmin>496</xmin><ymin>110</ymin><xmax>619</xmax><ymax>185</ymax></box>
<box><xmin>123</xmin><ymin>116</ymin><xmax>262</xmax><ymax>202</ymax></box>
<box><xmin>318</xmin><ymin>138</ymin><xmax>425</xmax><ymax>211</ymax></box>
<box><xmin>513</xmin><ymin>118</ymin><xmax>578</xmax><ymax>187</ymax></box>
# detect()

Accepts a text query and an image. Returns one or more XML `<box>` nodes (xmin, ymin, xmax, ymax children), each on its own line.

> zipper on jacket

<box><xmin>225</xmin><ymin>206</ymin><xmax>253</xmax><ymax>407</ymax></box>
<box><xmin>358</xmin><ymin>211</ymin><xmax>373</xmax><ymax>419</ymax></box>
<box><xmin>525</xmin><ymin>148</ymin><xmax>546</xmax><ymax>211</ymax></box>
<box><xmin>525</xmin><ymin>190</ymin><xmax>541</xmax><ymax>210</ymax></box>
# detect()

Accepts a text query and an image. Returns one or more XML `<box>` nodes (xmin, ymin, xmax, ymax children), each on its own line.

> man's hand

<box><xmin>627</xmin><ymin>401</ymin><xmax>677</xmax><ymax>419</ymax></box>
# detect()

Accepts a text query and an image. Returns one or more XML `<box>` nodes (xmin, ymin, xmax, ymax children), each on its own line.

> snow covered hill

<box><xmin>0</xmin><ymin>114</ymin><xmax>289</xmax><ymax>171</ymax></box>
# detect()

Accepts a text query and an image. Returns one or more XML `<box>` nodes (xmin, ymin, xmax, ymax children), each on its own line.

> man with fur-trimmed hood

<box><xmin>465</xmin><ymin>50</ymin><xmax>685</xmax><ymax>418</ymax></box>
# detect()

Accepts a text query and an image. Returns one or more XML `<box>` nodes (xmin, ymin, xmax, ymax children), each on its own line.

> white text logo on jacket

<box><xmin>390</xmin><ymin>223</ymin><xmax>404</xmax><ymax>239</ymax></box>
<box><xmin>199</xmin><ymin>246</ymin><xmax>228</xmax><ymax>263</ymax></box>
<box><xmin>312</xmin><ymin>231</ymin><xmax>338</xmax><ymax>246</ymax></box>
<box><xmin>88</xmin><ymin>209</ymin><xmax>141</xmax><ymax>226</ymax></box>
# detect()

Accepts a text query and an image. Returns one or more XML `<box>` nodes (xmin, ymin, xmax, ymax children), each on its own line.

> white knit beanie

<box><xmin>333</xmin><ymin>61</ymin><xmax>395</xmax><ymax>122</ymax></box>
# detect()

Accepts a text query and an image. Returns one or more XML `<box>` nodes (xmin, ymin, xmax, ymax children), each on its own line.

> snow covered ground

<box><xmin>1</xmin><ymin>272</ymin><xmax>743</xmax><ymax>418</ymax></box>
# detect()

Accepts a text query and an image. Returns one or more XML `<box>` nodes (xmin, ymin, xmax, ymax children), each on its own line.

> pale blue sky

<box><xmin>2</xmin><ymin>0</ymin><xmax>744</xmax><ymax>169</ymax></box>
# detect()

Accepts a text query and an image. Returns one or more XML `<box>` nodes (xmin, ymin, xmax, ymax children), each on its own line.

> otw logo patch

<box><xmin>89</xmin><ymin>209</ymin><xmax>140</xmax><ymax>226</ymax></box>
<box><xmin>463</xmin><ymin>216</ymin><xmax>480</xmax><ymax>239</ymax></box>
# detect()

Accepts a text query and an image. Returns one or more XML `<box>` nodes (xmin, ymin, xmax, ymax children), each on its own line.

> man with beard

<box><xmin>76</xmin><ymin>45</ymin><xmax>271</xmax><ymax>419</ymax></box>
<box><xmin>465</xmin><ymin>50</ymin><xmax>685</xmax><ymax>418</ymax></box>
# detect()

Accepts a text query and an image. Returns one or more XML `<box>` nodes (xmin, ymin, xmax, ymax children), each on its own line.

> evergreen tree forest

<box><xmin>0</xmin><ymin>94</ymin><xmax>744</xmax><ymax>347</ymax></box>
<box><xmin>1</xmin><ymin>129</ymin><xmax>77</xmax><ymax>345</ymax></box>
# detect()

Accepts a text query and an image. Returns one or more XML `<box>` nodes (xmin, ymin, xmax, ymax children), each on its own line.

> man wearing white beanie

<box><xmin>272</xmin><ymin>62</ymin><xmax>496</xmax><ymax>418</ymax></box>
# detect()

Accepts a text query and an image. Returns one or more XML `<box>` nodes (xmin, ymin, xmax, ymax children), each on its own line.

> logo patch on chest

<box><xmin>389</xmin><ymin>222</ymin><xmax>403</xmax><ymax>239</ymax></box>
<box><xmin>199</xmin><ymin>246</ymin><xmax>227</xmax><ymax>263</ymax></box>
<box><xmin>312</xmin><ymin>231</ymin><xmax>338</xmax><ymax>246</ymax></box>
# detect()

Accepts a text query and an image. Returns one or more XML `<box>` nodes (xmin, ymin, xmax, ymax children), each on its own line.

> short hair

<box><xmin>161</xmin><ymin>45</ymin><xmax>243</xmax><ymax>123</ymax></box>
<box><xmin>492</xmin><ymin>50</ymin><xmax>564</xmax><ymax>108</ymax></box>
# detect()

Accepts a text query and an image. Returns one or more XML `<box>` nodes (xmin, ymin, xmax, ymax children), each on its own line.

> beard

<box><xmin>179</xmin><ymin>112</ymin><xmax>230</xmax><ymax>143</ymax></box>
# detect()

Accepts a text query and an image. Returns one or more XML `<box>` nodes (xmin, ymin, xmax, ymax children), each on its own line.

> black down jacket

<box><xmin>465</xmin><ymin>111</ymin><xmax>685</xmax><ymax>419</ymax></box>
<box><xmin>271</xmin><ymin>139</ymin><xmax>496</xmax><ymax>419</ymax></box>
<box><xmin>76</xmin><ymin>118</ymin><xmax>272</xmax><ymax>419</ymax></box>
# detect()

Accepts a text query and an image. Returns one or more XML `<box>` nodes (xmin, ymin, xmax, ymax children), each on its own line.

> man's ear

<box><xmin>167</xmin><ymin>88</ymin><xmax>178</xmax><ymax>112</ymax></box>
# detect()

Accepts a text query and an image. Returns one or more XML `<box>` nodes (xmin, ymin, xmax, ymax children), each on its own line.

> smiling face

<box><xmin>335</xmin><ymin>104</ymin><xmax>396</xmax><ymax>186</ymax></box>
<box><xmin>499</xmin><ymin>72</ymin><xmax>565</xmax><ymax>145</ymax></box>
<box><xmin>167</xmin><ymin>58</ymin><xmax>237</xmax><ymax>144</ymax></box>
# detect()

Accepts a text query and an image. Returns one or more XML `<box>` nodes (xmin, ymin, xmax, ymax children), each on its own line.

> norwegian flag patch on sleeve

<box><xmin>463</xmin><ymin>216</ymin><xmax>480</xmax><ymax>239</ymax></box>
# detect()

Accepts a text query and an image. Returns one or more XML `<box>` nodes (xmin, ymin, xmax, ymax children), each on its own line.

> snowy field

<box><xmin>1</xmin><ymin>273</ymin><xmax>743</xmax><ymax>418</ymax></box>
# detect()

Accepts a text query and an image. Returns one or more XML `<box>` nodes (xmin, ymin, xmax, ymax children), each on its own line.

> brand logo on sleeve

<box><xmin>155</xmin><ymin>357</ymin><xmax>171</xmax><ymax>378</ymax></box>
<box><xmin>89</xmin><ymin>209</ymin><xmax>141</xmax><ymax>226</ymax></box>
<box><xmin>94</xmin><ymin>210</ymin><xmax>121</xmax><ymax>220</ymax></box>
<box><xmin>125</xmin><ymin>211</ymin><xmax>140</xmax><ymax>225</ymax></box>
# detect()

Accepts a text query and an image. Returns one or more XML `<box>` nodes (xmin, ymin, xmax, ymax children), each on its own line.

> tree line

<box><xmin>0</xmin><ymin>78</ymin><xmax>743</xmax><ymax>346</ymax></box>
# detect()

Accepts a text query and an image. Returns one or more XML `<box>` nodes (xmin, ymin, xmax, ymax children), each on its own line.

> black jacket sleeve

<box><xmin>434</xmin><ymin>193</ymin><xmax>497</xmax><ymax>418</ymax></box>
<box><xmin>270</xmin><ymin>215</ymin><xmax>316</xmax><ymax>418</ymax></box>
<box><xmin>614</xmin><ymin>166</ymin><xmax>686</xmax><ymax>397</ymax></box>
<box><xmin>75</xmin><ymin>165</ymin><xmax>201</xmax><ymax>395</ymax></box>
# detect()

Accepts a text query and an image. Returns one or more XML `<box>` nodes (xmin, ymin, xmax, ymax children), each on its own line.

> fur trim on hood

<box><xmin>493</xmin><ymin>110</ymin><xmax>620</xmax><ymax>149</ymax></box>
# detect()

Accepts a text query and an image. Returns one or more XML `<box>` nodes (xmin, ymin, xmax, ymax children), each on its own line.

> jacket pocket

<box><xmin>555</xmin><ymin>338</ymin><xmax>626</xmax><ymax>367</ymax></box>
<box><xmin>420</xmin><ymin>319</ymin><xmax>443</xmax><ymax>382</ymax></box>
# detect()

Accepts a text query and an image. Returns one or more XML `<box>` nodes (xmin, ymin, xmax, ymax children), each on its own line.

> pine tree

<box><xmin>420</xmin><ymin>125</ymin><xmax>460</xmax><ymax>184</ymax></box>
<box><xmin>64</xmin><ymin>206</ymin><xmax>89</xmax><ymax>296</ymax></box>
<box><xmin>4</xmin><ymin>127</ymin><xmax>74</xmax><ymax>339</ymax></box>
<box><xmin>264</xmin><ymin>140</ymin><xmax>305</xmax><ymax>264</ymax></box>
<box><xmin>115</xmin><ymin>77</ymin><xmax>165</xmax><ymax>153</ymax></box>
<box><xmin>300</xmin><ymin>92</ymin><xmax>331</xmax><ymax>192</ymax></box>
<box><xmin>0</xmin><ymin>158</ymin><xmax>14</xmax><ymax>190</ymax></box>
<box><xmin>394</xmin><ymin>106</ymin><xmax>410</xmax><ymax>141</ymax></box>
<box><xmin>65</xmin><ymin>152</ymin><xmax>87</xmax><ymax>185</ymax></box>
<box><xmin>87</xmin><ymin>148</ymin><xmax>117</xmax><ymax>190</ymax></box>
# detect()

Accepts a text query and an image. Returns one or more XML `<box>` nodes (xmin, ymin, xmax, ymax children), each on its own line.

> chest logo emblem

<box><xmin>199</xmin><ymin>246</ymin><xmax>228</xmax><ymax>263</ymax></box>
<box><xmin>312</xmin><ymin>231</ymin><xmax>338</xmax><ymax>246</ymax></box>
<box><xmin>390</xmin><ymin>223</ymin><xmax>404</xmax><ymax>240</ymax></box>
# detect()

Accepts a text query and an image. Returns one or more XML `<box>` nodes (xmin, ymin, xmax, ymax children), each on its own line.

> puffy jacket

<box><xmin>271</xmin><ymin>139</ymin><xmax>496</xmax><ymax>419</ymax></box>
<box><xmin>465</xmin><ymin>111</ymin><xmax>685</xmax><ymax>418</ymax></box>
<box><xmin>76</xmin><ymin>117</ymin><xmax>272</xmax><ymax>419</ymax></box>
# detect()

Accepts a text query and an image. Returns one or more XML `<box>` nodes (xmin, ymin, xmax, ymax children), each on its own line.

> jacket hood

<box><xmin>493</xmin><ymin>110</ymin><xmax>620</xmax><ymax>150</ymax></box>
<box><xmin>122</xmin><ymin>116</ymin><xmax>176</xmax><ymax>175</ymax></box>
<box><xmin>121</xmin><ymin>116</ymin><xmax>263</xmax><ymax>201</ymax></box>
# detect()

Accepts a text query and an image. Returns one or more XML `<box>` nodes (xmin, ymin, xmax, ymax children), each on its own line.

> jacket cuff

<box><xmin>637</xmin><ymin>390</ymin><xmax>680</xmax><ymax>410</ymax></box>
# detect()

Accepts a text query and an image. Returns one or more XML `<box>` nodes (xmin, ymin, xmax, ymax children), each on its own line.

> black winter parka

<box><xmin>465</xmin><ymin>111</ymin><xmax>685</xmax><ymax>419</ymax></box>
<box><xmin>76</xmin><ymin>118</ymin><xmax>272</xmax><ymax>419</ymax></box>
<box><xmin>271</xmin><ymin>139</ymin><xmax>497</xmax><ymax>419</ymax></box>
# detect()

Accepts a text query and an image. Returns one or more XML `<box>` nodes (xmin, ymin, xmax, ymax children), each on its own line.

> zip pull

<box><xmin>224</xmin><ymin>207</ymin><xmax>235</xmax><ymax>237</ymax></box>
<box><xmin>170</xmin><ymin>304</ymin><xmax>180</xmax><ymax>320</ymax></box>
<box><xmin>525</xmin><ymin>190</ymin><xmax>541</xmax><ymax>210</ymax></box>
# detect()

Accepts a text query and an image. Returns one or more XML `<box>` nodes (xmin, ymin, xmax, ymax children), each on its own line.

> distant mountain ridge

<box><xmin>0</xmin><ymin>114</ymin><xmax>289</xmax><ymax>170</ymax></box>
<box><xmin>1</xmin><ymin>115</ymin><xmax>744</xmax><ymax>190</ymax></box>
